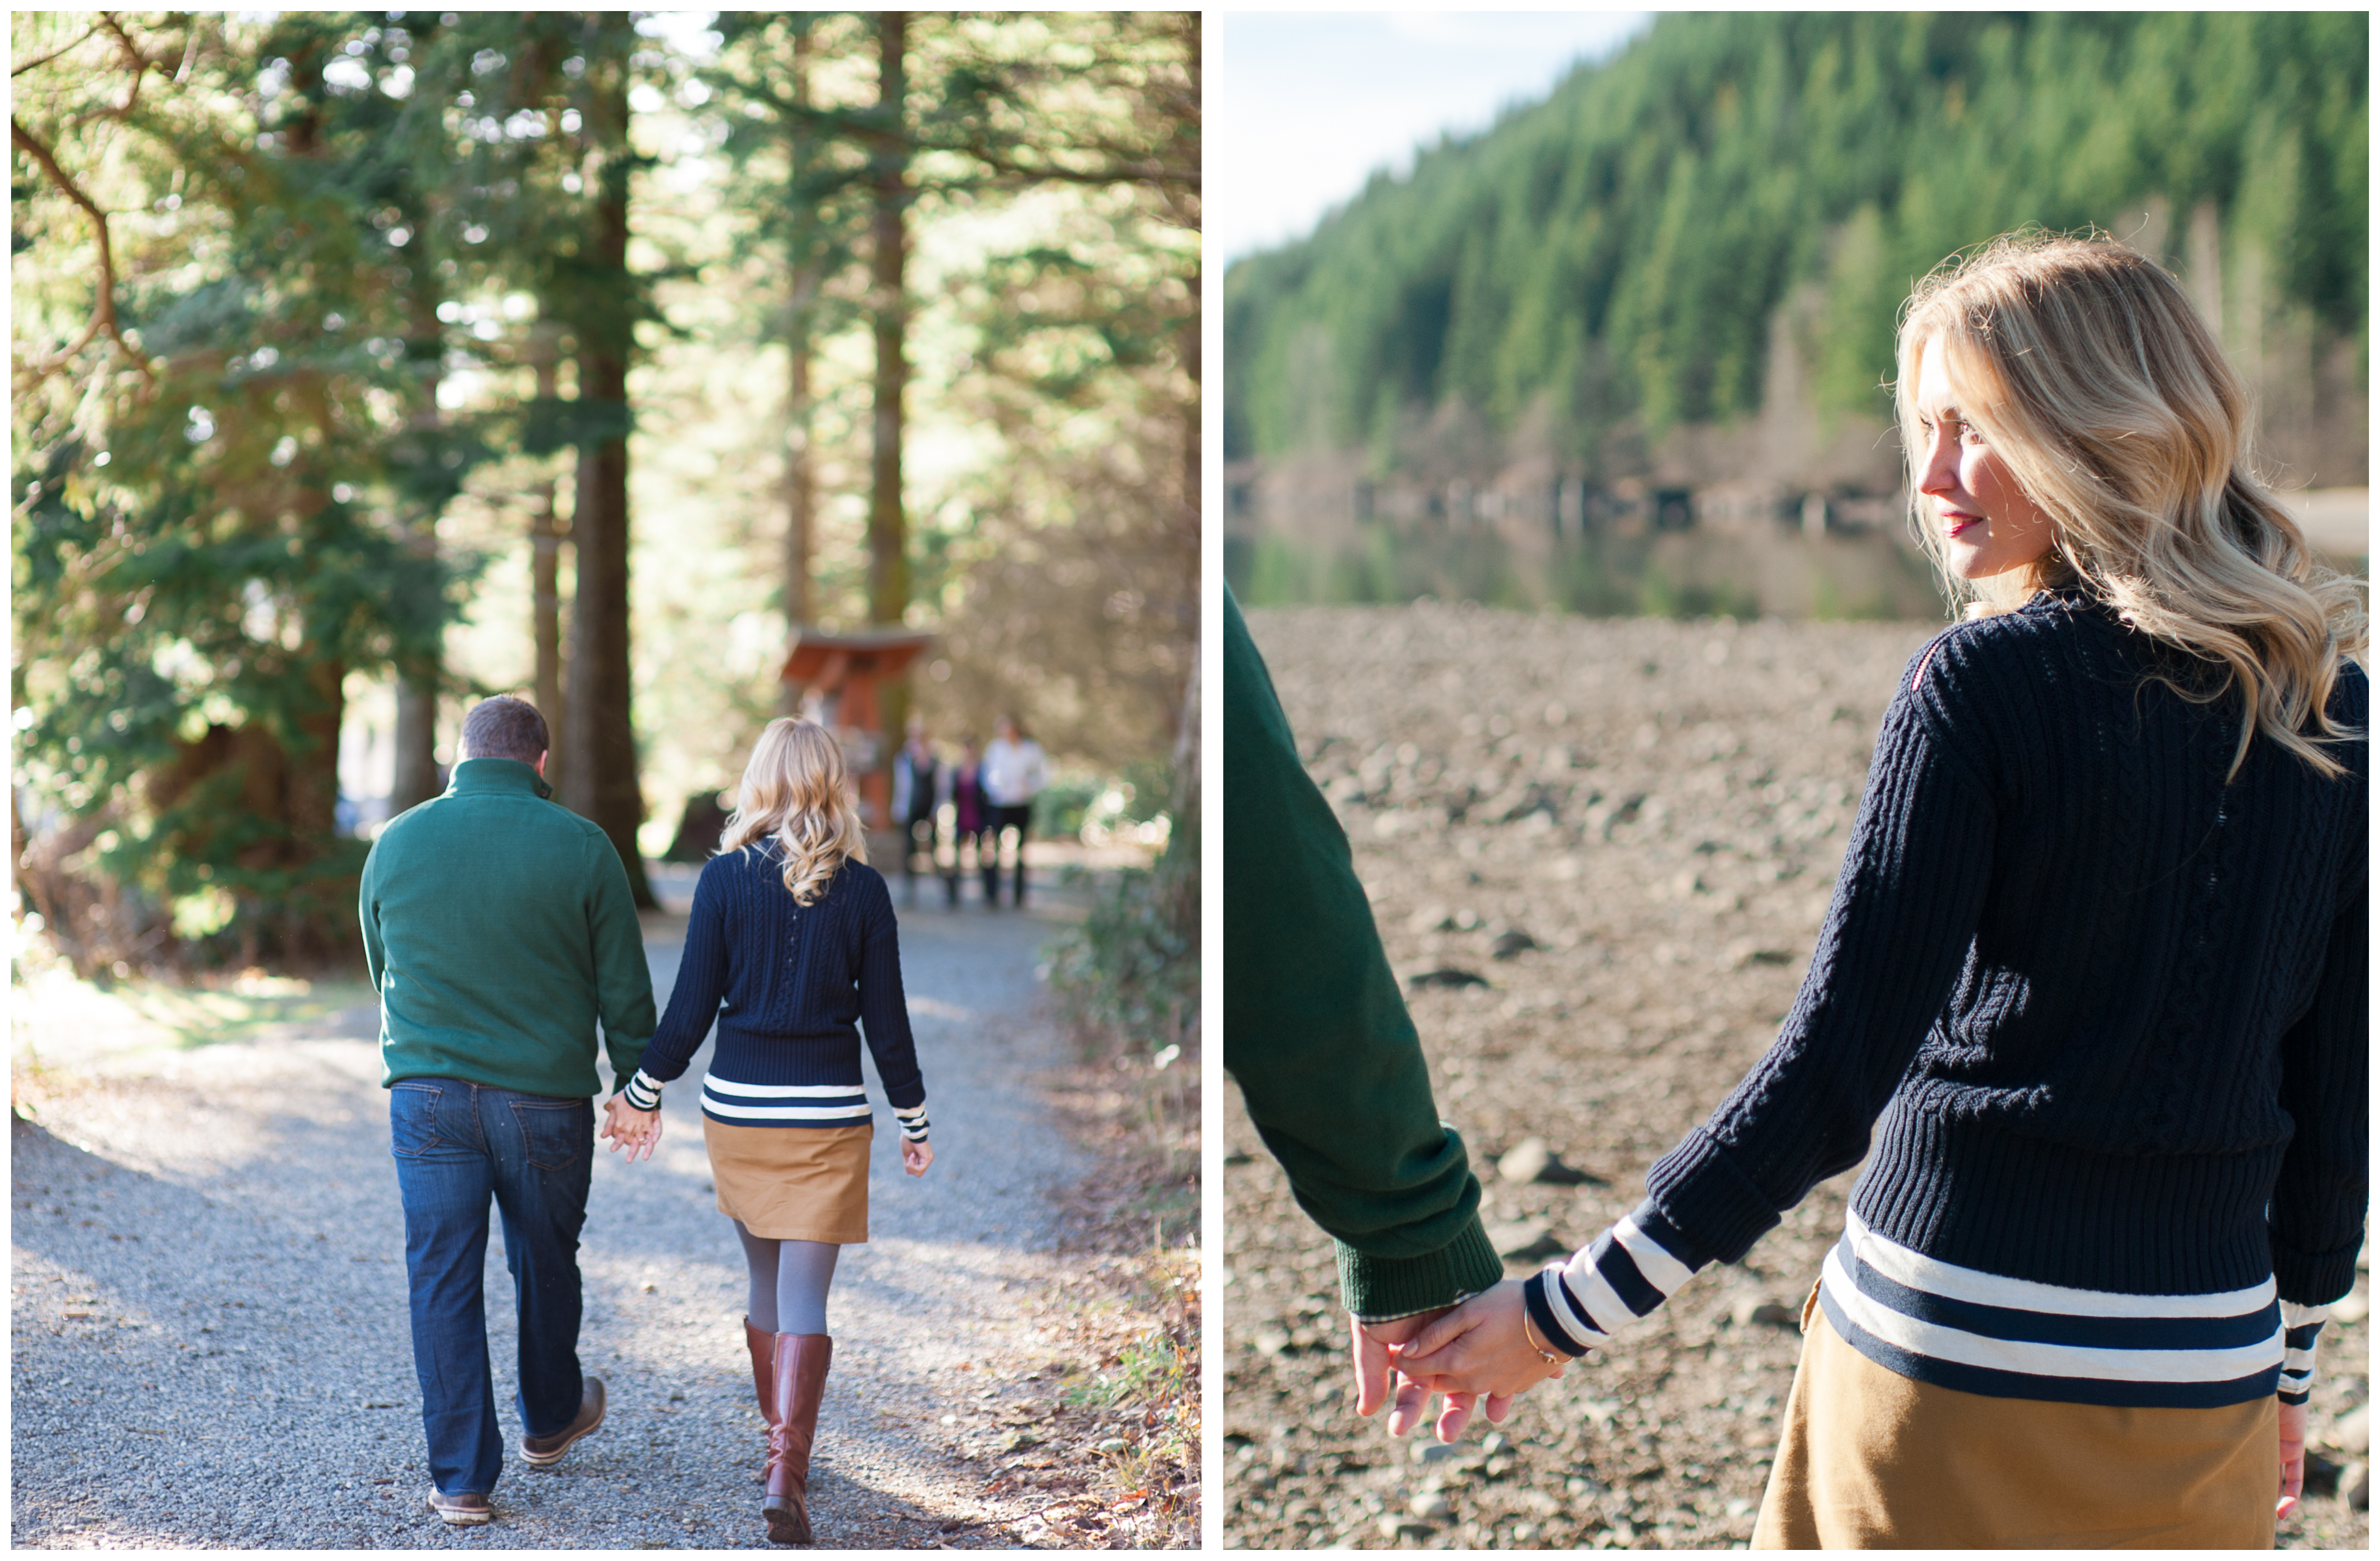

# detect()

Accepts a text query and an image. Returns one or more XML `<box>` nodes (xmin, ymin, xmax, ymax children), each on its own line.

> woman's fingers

<box><xmin>1401</xmin><ymin>1305</ymin><xmax>1481</xmax><ymax>1364</ymax></box>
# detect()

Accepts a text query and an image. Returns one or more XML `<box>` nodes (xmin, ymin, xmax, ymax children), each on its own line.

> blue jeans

<box><xmin>389</xmin><ymin>1080</ymin><xmax>592</xmax><ymax>1495</ymax></box>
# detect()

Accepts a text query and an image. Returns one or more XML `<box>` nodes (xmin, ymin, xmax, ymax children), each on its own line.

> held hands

<box><xmin>901</xmin><ymin>1136</ymin><xmax>933</xmax><ymax>1177</ymax></box>
<box><xmin>1395</xmin><ymin>1280</ymin><xmax>1573</xmax><ymax>1400</ymax></box>
<box><xmin>2277</xmin><ymin>1398</ymin><xmax>2307</xmax><ymax>1521</ymax></box>
<box><xmin>600</xmin><ymin>1093</ymin><xmax>661</xmax><ymax>1162</ymax></box>
<box><xmin>1351</xmin><ymin>1310</ymin><xmax>1513</xmax><ymax>1445</ymax></box>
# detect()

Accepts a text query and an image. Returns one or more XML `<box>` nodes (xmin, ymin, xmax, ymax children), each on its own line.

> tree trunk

<box><xmin>532</xmin><ymin>477</ymin><xmax>566</xmax><ymax>760</ymax></box>
<box><xmin>532</xmin><ymin>349</ymin><xmax>568</xmax><ymax>776</ymax></box>
<box><xmin>388</xmin><ymin>217</ymin><xmax>447</xmax><ymax>814</ymax></box>
<box><xmin>1159</xmin><ymin>266</ymin><xmax>1201</xmax><ymax>943</ymax></box>
<box><xmin>561</xmin><ymin>26</ymin><xmax>654</xmax><ymax>908</ymax></box>
<box><xmin>867</xmin><ymin>11</ymin><xmax>910</xmax><ymax>629</ymax></box>
<box><xmin>866</xmin><ymin>12</ymin><xmax>912</xmax><ymax>766</ymax></box>
<box><xmin>777</xmin><ymin>22</ymin><xmax>819</xmax><ymax>719</ymax></box>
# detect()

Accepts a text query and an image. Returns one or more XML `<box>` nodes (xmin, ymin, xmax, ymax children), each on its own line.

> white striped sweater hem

<box><xmin>1525</xmin><ymin>1200</ymin><xmax>2324</xmax><ymax>1409</ymax></box>
<box><xmin>618</xmin><ymin>1069</ymin><xmax>928</xmax><ymax>1140</ymax></box>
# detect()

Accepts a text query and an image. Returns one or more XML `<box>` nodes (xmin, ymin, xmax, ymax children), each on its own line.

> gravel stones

<box><xmin>1496</xmin><ymin>1137</ymin><xmax>1596</xmax><ymax>1187</ymax></box>
<box><xmin>12</xmin><ymin>884</ymin><xmax>1169</xmax><ymax>1549</ymax></box>
<box><xmin>2329</xmin><ymin>1405</ymin><xmax>2370</xmax><ymax>1457</ymax></box>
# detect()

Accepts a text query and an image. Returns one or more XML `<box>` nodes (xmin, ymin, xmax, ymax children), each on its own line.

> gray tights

<box><xmin>734</xmin><ymin>1221</ymin><xmax>841</xmax><ymax>1336</ymax></box>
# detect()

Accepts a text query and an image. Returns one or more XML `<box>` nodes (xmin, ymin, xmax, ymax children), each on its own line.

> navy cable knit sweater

<box><xmin>629</xmin><ymin>846</ymin><xmax>927</xmax><ymax>1133</ymax></box>
<box><xmin>1525</xmin><ymin>590</ymin><xmax>2366</xmax><ymax>1406</ymax></box>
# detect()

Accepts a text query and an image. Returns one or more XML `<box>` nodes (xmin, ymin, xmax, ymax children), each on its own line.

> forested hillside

<box><xmin>1225</xmin><ymin>12</ymin><xmax>2366</xmax><ymax>487</ymax></box>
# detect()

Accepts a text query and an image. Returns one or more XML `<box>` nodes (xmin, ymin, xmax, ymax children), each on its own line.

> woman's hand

<box><xmin>600</xmin><ymin>1093</ymin><xmax>661</xmax><ymax>1162</ymax></box>
<box><xmin>2277</xmin><ymin>1398</ymin><xmax>2307</xmax><ymax>1521</ymax></box>
<box><xmin>901</xmin><ymin>1136</ymin><xmax>933</xmax><ymax>1177</ymax></box>
<box><xmin>1350</xmin><ymin>1311</ymin><xmax>1508</xmax><ymax>1443</ymax></box>
<box><xmin>1396</xmin><ymin>1279</ymin><xmax>1572</xmax><ymax>1400</ymax></box>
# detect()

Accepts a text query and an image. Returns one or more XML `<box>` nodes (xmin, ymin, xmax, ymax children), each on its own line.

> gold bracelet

<box><xmin>1520</xmin><ymin>1307</ymin><xmax>1562</xmax><ymax>1366</ymax></box>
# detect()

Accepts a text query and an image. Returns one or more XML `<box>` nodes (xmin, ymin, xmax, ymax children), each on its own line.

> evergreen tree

<box><xmin>1226</xmin><ymin>12</ymin><xmax>2366</xmax><ymax>479</ymax></box>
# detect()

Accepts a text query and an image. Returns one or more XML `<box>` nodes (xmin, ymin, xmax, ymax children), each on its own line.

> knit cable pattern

<box><xmin>1646</xmin><ymin>593</ymin><xmax>2364</xmax><ymax>1302</ymax></box>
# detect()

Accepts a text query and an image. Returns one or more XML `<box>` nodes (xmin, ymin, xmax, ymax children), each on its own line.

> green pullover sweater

<box><xmin>361</xmin><ymin>758</ymin><xmax>656</xmax><ymax>1099</ymax></box>
<box><xmin>1224</xmin><ymin>588</ymin><xmax>1501</xmax><ymax>1320</ymax></box>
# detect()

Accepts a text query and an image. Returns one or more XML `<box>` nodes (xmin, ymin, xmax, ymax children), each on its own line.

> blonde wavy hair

<box><xmin>1894</xmin><ymin>229</ymin><xmax>2366</xmax><ymax>780</ymax></box>
<box><xmin>719</xmin><ymin>718</ymin><xmax>868</xmax><ymax>904</ymax></box>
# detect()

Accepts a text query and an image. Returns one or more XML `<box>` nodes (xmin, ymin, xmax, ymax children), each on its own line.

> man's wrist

<box><xmin>1336</xmin><ymin>1214</ymin><xmax>1503</xmax><ymax>1321</ymax></box>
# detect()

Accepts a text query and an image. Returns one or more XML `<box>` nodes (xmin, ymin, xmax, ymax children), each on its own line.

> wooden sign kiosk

<box><xmin>778</xmin><ymin>628</ymin><xmax>936</xmax><ymax>829</ymax></box>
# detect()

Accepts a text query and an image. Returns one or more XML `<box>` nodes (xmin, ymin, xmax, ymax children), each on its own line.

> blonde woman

<box><xmin>1396</xmin><ymin>232</ymin><xmax>2365</xmax><ymax>1547</ymax></box>
<box><xmin>603</xmin><ymin>719</ymin><xmax>931</xmax><ymax>1546</ymax></box>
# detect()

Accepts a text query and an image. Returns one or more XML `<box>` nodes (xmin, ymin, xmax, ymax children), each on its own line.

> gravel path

<box><xmin>1223</xmin><ymin>602</ymin><xmax>2369</xmax><ymax>1551</ymax></box>
<box><xmin>11</xmin><ymin>868</ymin><xmax>1109</xmax><ymax>1549</ymax></box>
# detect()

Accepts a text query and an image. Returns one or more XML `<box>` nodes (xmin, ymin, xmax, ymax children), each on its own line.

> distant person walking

<box><xmin>889</xmin><ymin>718</ymin><xmax>941</xmax><ymax>905</ymax></box>
<box><xmin>945</xmin><ymin>737</ymin><xmax>988</xmax><ymax>909</ymax></box>
<box><xmin>360</xmin><ymin>695</ymin><xmax>657</xmax><ymax>1528</ymax></box>
<box><xmin>979</xmin><ymin>715</ymin><xmax>1048</xmax><ymax>908</ymax></box>
<box><xmin>603</xmin><ymin>718</ymin><xmax>932</xmax><ymax>1546</ymax></box>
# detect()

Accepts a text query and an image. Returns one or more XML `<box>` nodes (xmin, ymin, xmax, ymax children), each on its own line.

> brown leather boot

<box><xmin>745</xmin><ymin>1318</ymin><xmax>774</xmax><ymax>1473</ymax></box>
<box><xmin>763</xmin><ymin>1333</ymin><xmax>832</xmax><ymax>1545</ymax></box>
<box><xmin>744</xmin><ymin>1320</ymin><xmax>773</xmax><ymax>1409</ymax></box>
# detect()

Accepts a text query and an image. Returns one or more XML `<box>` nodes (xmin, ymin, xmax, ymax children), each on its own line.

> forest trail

<box><xmin>11</xmin><ymin>867</ymin><xmax>1113</xmax><ymax>1550</ymax></box>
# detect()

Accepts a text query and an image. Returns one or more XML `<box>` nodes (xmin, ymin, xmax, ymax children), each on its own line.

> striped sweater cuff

<box><xmin>893</xmin><ymin>1103</ymin><xmax>930</xmax><ymax>1141</ymax></box>
<box><xmin>2278</xmin><ymin>1301</ymin><xmax>2329</xmax><ymax>1406</ymax></box>
<box><xmin>1529</xmin><ymin>1199</ymin><xmax>1712</xmax><ymax>1358</ymax></box>
<box><xmin>619</xmin><ymin>1071</ymin><xmax>663</xmax><ymax>1112</ymax></box>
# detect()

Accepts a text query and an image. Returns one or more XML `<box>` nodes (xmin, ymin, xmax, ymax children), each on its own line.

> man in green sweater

<box><xmin>1225</xmin><ymin>587</ymin><xmax>1539</xmax><ymax>1443</ymax></box>
<box><xmin>361</xmin><ymin>695</ymin><xmax>657</xmax><ymax>1526</ymax></box>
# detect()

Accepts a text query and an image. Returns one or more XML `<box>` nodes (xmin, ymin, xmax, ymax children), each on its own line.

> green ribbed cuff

<box><xmin>1337</xmin><ymin>1214</ymin><xmax>1503</xmax><ymax>1322</ymax></box>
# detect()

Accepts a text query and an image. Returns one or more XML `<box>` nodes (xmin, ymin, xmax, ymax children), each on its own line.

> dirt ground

<box><xmin>1223</xmin><ymin>601</ymin><xmax>2370</xmax><ymax>1551</ymax></box>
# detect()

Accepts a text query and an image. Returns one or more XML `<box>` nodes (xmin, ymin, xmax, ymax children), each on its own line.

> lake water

<box><xmin>1225</xmin><ymin>516</ymin><xmax>1957</xmax><ymax>621</ymax></box>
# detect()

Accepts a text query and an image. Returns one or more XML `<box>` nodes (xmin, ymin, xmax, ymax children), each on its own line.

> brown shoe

<box><xmin>520</xmin><ymin>1376</ymin><xmax>606</xmax><ymax>1468</ymax></box>
<box><xmin>763</xmin><ymin>1334</ymin><xmax>832</xmax><ymax>1545</ymax></box>
<box><xmin>426</xmin><ymin>1488</ymin><xmax>491</xmax><ymax>1526</ymax></box>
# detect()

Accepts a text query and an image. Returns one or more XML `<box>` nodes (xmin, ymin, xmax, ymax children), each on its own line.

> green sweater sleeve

<box><xmin>1223</xmin><ymin>588</ymin><xmax>1500</xmax><ymax>1320</ymax></box>
<box><xmin>359</xmin><ymin>847</ymin><xmax>386</xmax><ymax>993</ymax></box>
<box><xmin>585</xmin><ymin>831</ymin><xmax>657</xmax><ymax>1086</ymax></box>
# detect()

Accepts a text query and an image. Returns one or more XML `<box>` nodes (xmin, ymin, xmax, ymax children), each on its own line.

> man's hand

<box><xmin>901</xmin><ymin>1137</ymin><xmax>933</xmax><ymax>1177</ymax></box>
<box><xmin>2277</xmin><ymin>1398</ymin><xmax>2307</xmax><ymax>1521</ymax></box>
<box><xmin>600</xmin><ymin>1093</ymin><xmax>661</xmax><ymax>1162</ymax></box>
<box><xmin>1351</xmin><ymin>1311</ymin><xmax>1510</xmax><ymax>1444</ymax></box>
<box><xmin>1397</xmin><ymin>1279</ymin><xmax>1571</xmax><ymax>1400</ymax></box>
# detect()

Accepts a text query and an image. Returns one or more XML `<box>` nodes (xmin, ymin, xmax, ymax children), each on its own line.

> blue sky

<box><xmin>1213</xmin><ymin>11</ymin><xmax>1654</xmax><ymax>263</ymax></box>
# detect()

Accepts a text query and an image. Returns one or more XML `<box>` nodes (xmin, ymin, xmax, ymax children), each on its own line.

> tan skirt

<box><xmin>702</xmin><ymin>1118</ymin><xmax>873</xmax><ymax>1244</ymax></box>
<box><xmin>1754</xmin><ymin>1284</ymin><xmax>2275</xmax><ymax>1549</ymax></box>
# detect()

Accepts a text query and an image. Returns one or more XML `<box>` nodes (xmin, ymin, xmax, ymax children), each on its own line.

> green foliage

<box><xmin>15</xmin><ymin>11</ymin><xmax>1201</xmax><ymax>969</ymax></box>
<box><xmin>1044</xmin><ymin>865</ymin><xmax>1198</xmax><ymax>1063</ymax></box>
<box><xmin>1225</xmin><ymin>12</ymin><xmax>2368</xmax><ymax>469</ymax></box>
<box><xmin>1063</xmin><ymin>1328</ymin><xmax>1189</xmax><ymax>1409</ymax></box>
<box><xmin>12</xmin><ymin>12</ymin><xmax>491</xmax><ymax>967</ymax></box>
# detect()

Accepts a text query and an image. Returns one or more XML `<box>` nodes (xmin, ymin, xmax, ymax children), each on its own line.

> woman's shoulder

<box><xmin>703</xmin><ymin>840</ymin><xmax>773</xmax><ymax>877</ymax></box>
<box><xmin>830</xmin><ymin>859</ymin><xmax>895</xmax><ymax>919</ymax></box>
<box><xmin>1905</xmin><ymin>591</ymin><xmax>2119</xmax><ymax>693</ymax></box>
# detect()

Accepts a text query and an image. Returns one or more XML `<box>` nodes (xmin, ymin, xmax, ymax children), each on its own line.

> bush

<box><xmin>1043</xmin><ymin>864</ymin><xmax>1197</xmax><ymax>1061</ymax></box>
